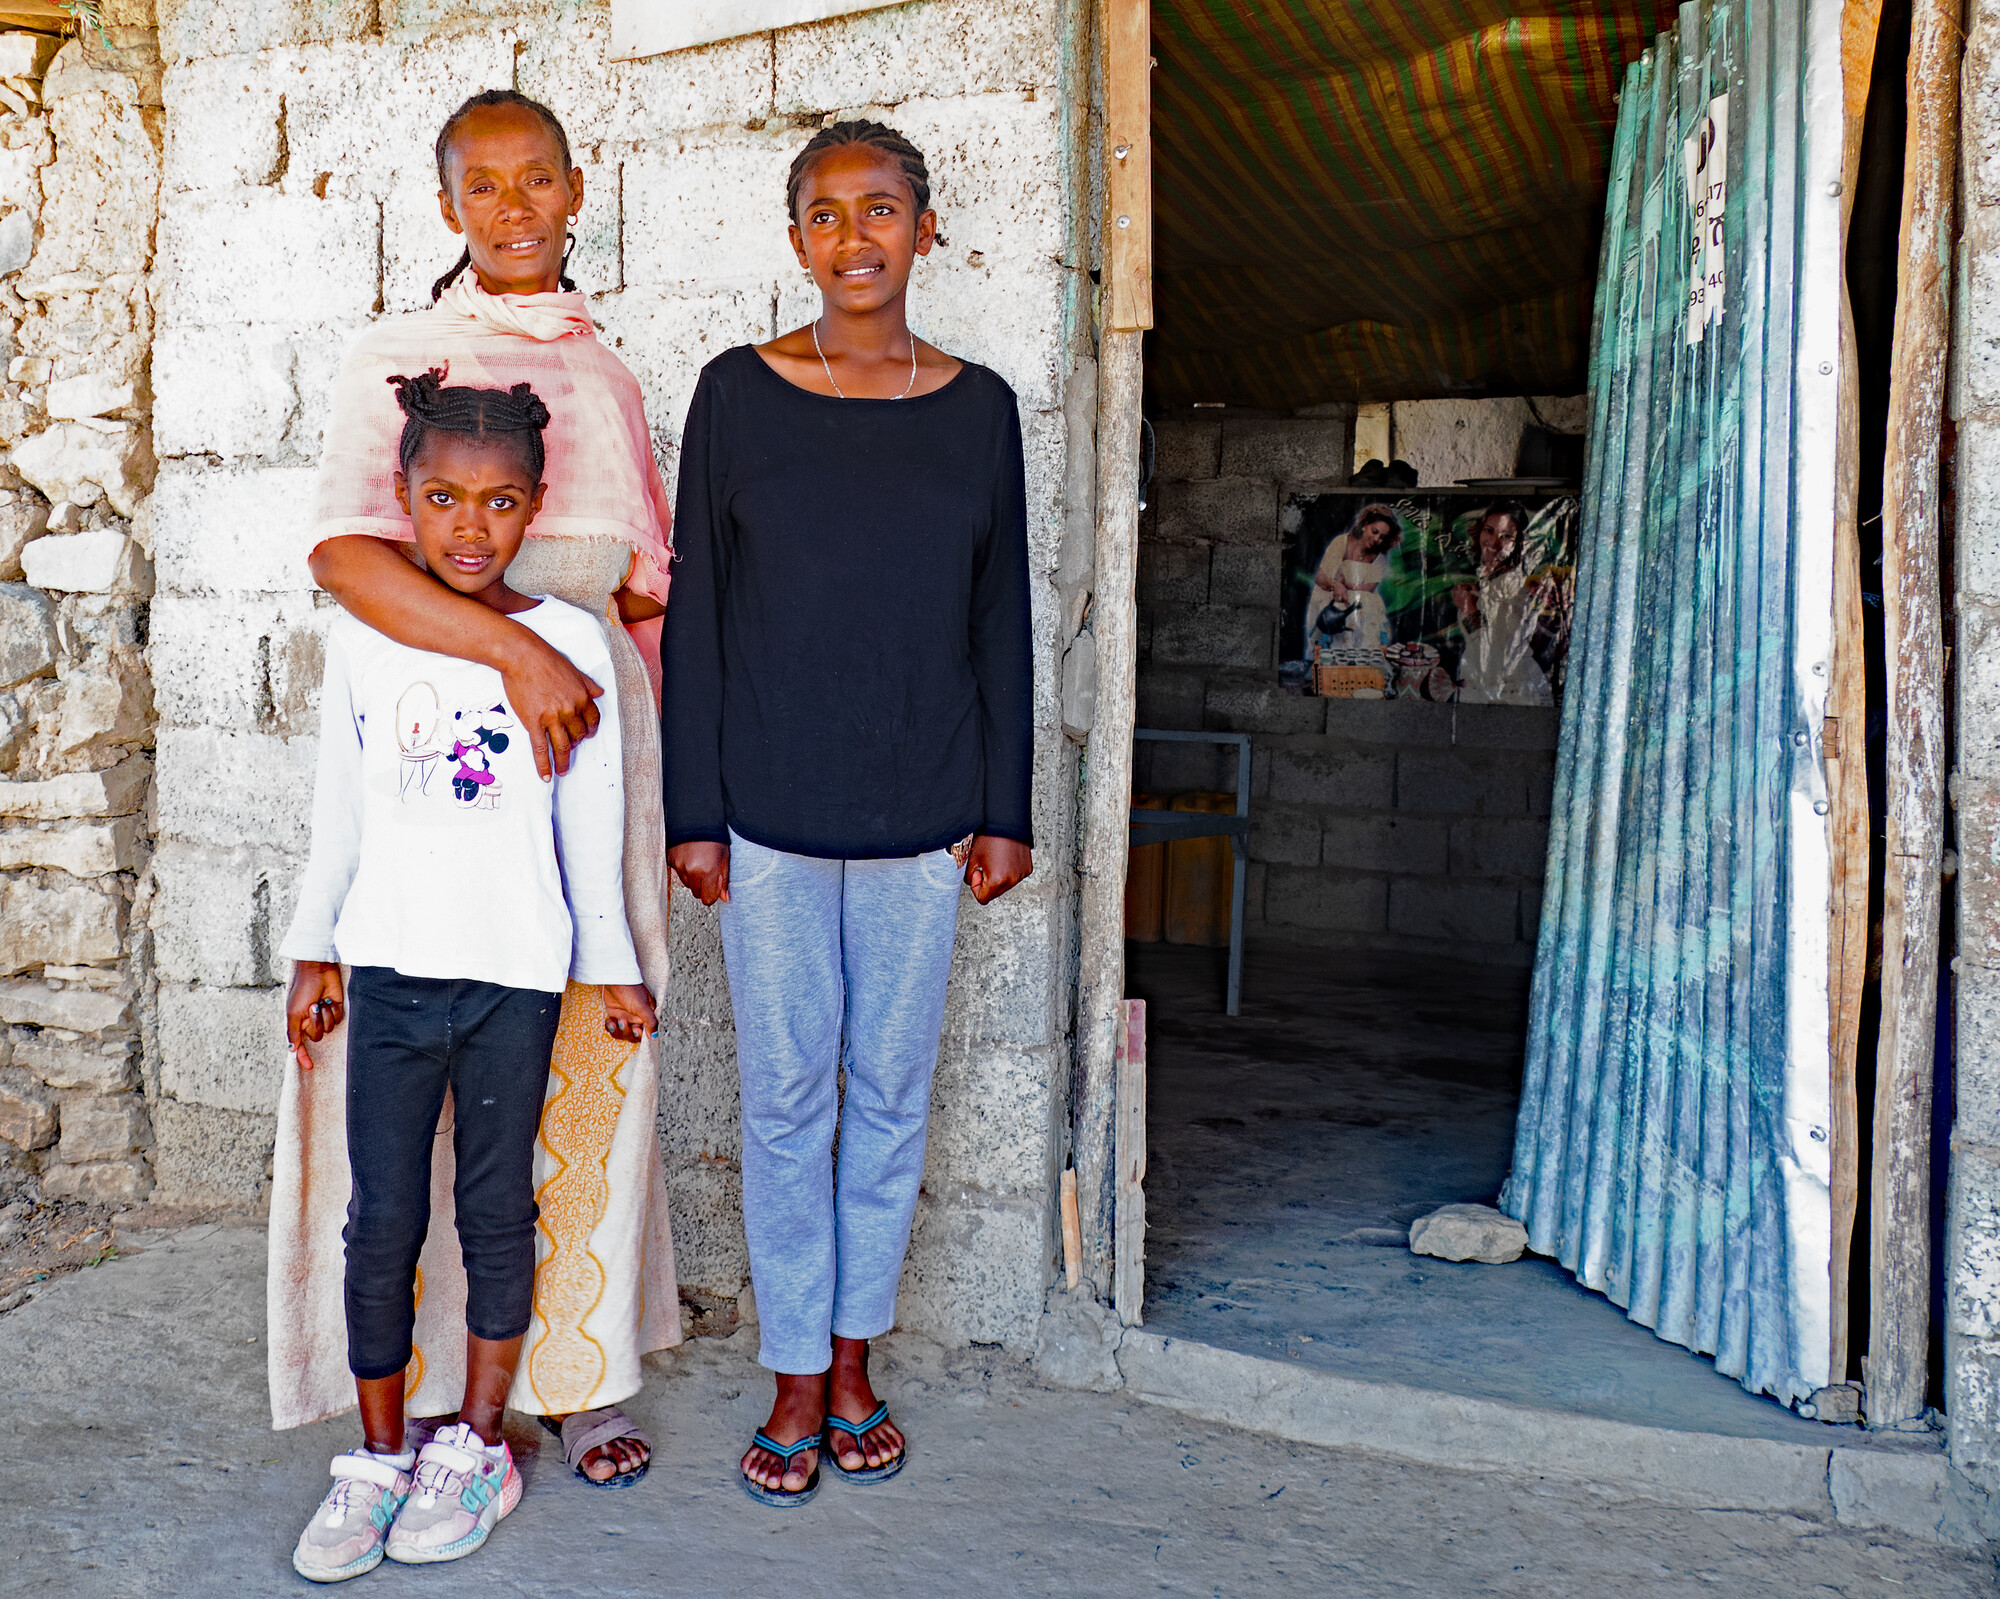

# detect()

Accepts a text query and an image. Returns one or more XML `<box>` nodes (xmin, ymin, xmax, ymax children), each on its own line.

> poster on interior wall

<box><xmin>1278</xmin><ymin>490</ymin><xmax>1580</xmax><ymax>707</ymax></box>
<box><xmin>611</xmin><ymin>0</ymin><xmax>905</xmax><ymax>59</ymax></box>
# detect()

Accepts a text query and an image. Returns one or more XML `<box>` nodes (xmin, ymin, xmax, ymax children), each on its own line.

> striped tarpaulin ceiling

<box><xmin>1148</xmin><ymin>2</ymin><xmax>1677</xmax><ymax>408</ymax></box>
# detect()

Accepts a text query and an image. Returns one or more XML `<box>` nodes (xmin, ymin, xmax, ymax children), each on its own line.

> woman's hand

<box><xmin>965</xmin><ymin>836</ymin><xmax>1032</xmax><ymax>904</ymax></box>
<box><xmin>498</xmin><ymin>628</ymin><xmax>604</xmax><ymax>781</ymax></box>
<box><xmin>669</xmin><ymin>841</ymin><xmax>731</xmax><ymax>906</ymax></box>
<box><xmin>286</xmin><ymin>961</ymin><xmax>345</xmax><ymax>1071</ymax></box>
<box><xmin>602</xmin><ymin>983</ymin><xmax>658</xmax><ymax>1044</ymax></box>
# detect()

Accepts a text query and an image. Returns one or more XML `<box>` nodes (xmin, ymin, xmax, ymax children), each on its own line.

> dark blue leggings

<box><xmin>342</xmin><ymin>967</ymin><xmax>560</xmax><ymax>1382</ymax></box>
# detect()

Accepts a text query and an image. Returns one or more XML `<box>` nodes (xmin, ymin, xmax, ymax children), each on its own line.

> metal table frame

<box><xmin>1129</xmin><ymin>729</ymin><xmax>1251</xmax><ymax>1015</ymax></box>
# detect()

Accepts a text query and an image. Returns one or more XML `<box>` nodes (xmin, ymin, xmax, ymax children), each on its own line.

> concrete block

<box><xmin>1949</xmin><ymin>1140</ymin><xmax>2000</xmax><ymax>1342</ymax></box>
<box><xmin>152</xmin><ymin>461</ymin><xmax>322</xmax><ymax>594</ymax></box>
<box><xmin>0</xmin><ymin>816</ymin><xmax>145</xmax><ymax>876</ymax></box>
<box><xmin>1263</xmin><ymin>868</ymin><xmax>1388</xmax><ymax>934</ymax></box>
<box><xmin>1450</xmin><ymin>817</ymin><xmax>1552</xmax><ymax>880</ymax></box>
<box><xmin>1521</xmin><ymin>878</ymin><xmax>1545</xmax><ymax>946</ymax></box>
<box><xmin>0</xmin><ymin>757</ymin><xmax>149</xmax><ymax>821</ymax></box>
<box><xmin>1133</xmin><ymin>667</ymin><xmax>1204</xmax><ymax>733</ymax></box>
<box><xmin>1950</xmin><ymin>1332</ymin><xmax>2000</xmax><ymax>1493</ymax></box>
<box><xmin>158</xmin><ymin>0</ymin><xmax>373</xmax><ymax>62</ymax></box>
<box><xmin>1152</xmin><ymin>419</ymin><xmax>1221</xmax><ymax>481</ymax></box>
<box><xmin>656</xmin><ymin>1021</ymin><xmax>740</xmax><ymax>1163</ymax></box>
<box><xmin>1321</xmin><ymin>696</ymin><xmax>1460</xmax><ymax>747</ymax></box>
<box><xmin>0</xmin><ymin>1064</ymin><xmax>55</xmax><ymax>1148</ymax></box>
<box><xmin>1448</xmin><ymin>703</ymin><xmax>1562</xmax><ymax>751</ymax></box>
<box><xmin>1247</xmin><ymin>806</ymin><xmax>1320</xmax><ymax>866</ymax></box>
<box><xmin>159</xmin><ymin>52</ymin><xmax>282</xmax><ymax>190</ymax></box>
<box><xmin>943</xmin><ymin>884</ymin><xmax>1059</xmax><ymax>1047</ymax></box>
<box><xmin>1321</xmin><ymin>814</ymin><xmax>1449</xmax><ymax>876</ymax></box>
<box><xmin>0</xmin><ymin>875</ymin><xmax>124</xmax><ymax>974</ymax></box>
<box><xmin>1388</xmin><ymin>879</ymin><xmax>1520</xmax><ymax>947</ymax></box>
<box><xmin>1829</xmin><ymin>1446</ymin><xmax>1995</xmax><ymax>1548</ymax></box>
<box><xmin>152</xmin><ymin>322</ymin><xmax>299</xmax><ymax>461</ymax></box>
<box><xmin>157</xmin><ymin>982</ymin><xmax>283</xmax><ymax>1115</ymax></box>
<box><xmin>0</xmin><ymin>978</ymin><xmax>130</xmax><ymax>1035</ymax></box>
<box><xmin>662</xmin><ymin>1160</ymin><xmax>748</xmax><ymax>1298</ymax></box>
<box><xmin>1156</xmin><ymin>477</ymin><xmax>1276</xmax><ymax>545</ymax></box>
<box><xmin>155</xmin><ymin>190</ymin><xmax>374</xmax><ymax>326</ymax></box>
<box><xmin>1220</xmin><ymin>417</ymin><xmax>1353</xmax><ymax>482</ymax></box>
<box><xmin>1525</xmin><ymin>756</ymin><xmax>1556</xmax><ymax>817</ymax></box>
<box><xmin>1963</xmin><ymin>777</ymin><xmax>2000</xmax><ymax>967</ymax></box>
<box><xmin>1148</xmin><ymin>605</ymin><xmax>1271</xmax><ymax>670</ymax></box>
<box><xmin>0</xmin><ymin>581</ymin><xmax>56</xmax><ymax>688</ymax></box>
<box><xmin>518</xmin><ymin>15</ymin><xmax>773</xmax><ymax>144</ymax></box>
<box><xmin>1959</xmin><ymin>964</ymin><xmax>2000</xmax><ymax>1146</ymax></box>
<box><xmin>1964</xmin><ymin>601</ymin><xmax>2000</xmax><ymax>779</ymax></box>
<box><xmin>54</xmin><ymin>1092</ymin><xmax>149</xmax><ymax>1162</ymax></box>
<box><xmin>20</xmin><ymin>530</ymin><xmax>148</xmax><ymax>595</ymax></box>
<box><xmin>147</xmin><ymin>1097</ymin><xmax>272</xmax><ymax>1205</ymax></box>
<box><xmin>150</xmin><ymin>592</ymin><xmax>328</xmax><ymax>735</ymax></box>
<box><xmin>152</xmin><ymin>841</ymin><xmax>292</xmax><ymax>987</ymax></box>
<box><xmin>1143</xmin><ymin>736</ymin><xmax>1242</xmax><ymax>795</ymax></box>
<box><xmin>40</xmin><ymin>1152</ymin><xmax>152</xmax><ymax>1204</ymax></box>
<box><xmin>1136</xmin><ymin>541</ymin><xmax>1209</xmax><ymax>606</ymax></box>
<box><xmin>624</xmin><ymin>135</ymin><xmax>800</xmax><ymax>288</ymax></box>
<box><xmin>900</xmin><ymin>1184</ymin><xmax>1047</xmax><ymax>1348</ymax></box>
<box><xmin>1396</xmin><ymin>749</ymin><xmax>1526</xmax><ymax>815</ymax></box>
<box><xmin>775</xmin><ymin>0</ymin><xmax>1061</xmax><ymax>109</ymax></box>
<box><xmin>1207</xmin><ymin>542</ymin><xmax>1278</xmax><ymax>608</ymax></box>
<box><xmin>1266</xmin><ymin>746</ymin><xmax>1395</xmax><ymax>810</ymax></box>
<box><xmin>1960</xmin><ymin>413</ymin><xmax>2000</xmax><ymax>603</ymax></box>
<box><xmin>590</xmin><ymin>286</ymin><xmax>775</xmax><ymax>465</ymax></box>
<box><xmin>155</xmin><ymin>726</ymin><xmax>317</xmax><ymax>853</ymax></box>
<box><xmin>1204</xmin><ymin>679</ymin><xmax>1324</xmax><ymax>736</ymax></box>
<box><xmin>928</xmin><ymin>1041</ymin><xmax>1055</xmax><ymax>1196</ymax></box>
<box><xmin>1390</xmin><ymin>397</ymin><xmax>1530</xmax><ymax>485</ymax></box>
<box><xmin>13</xmin><ymin>1030</ymin><xmax>136</xmax><ymax>1093</ymax></box>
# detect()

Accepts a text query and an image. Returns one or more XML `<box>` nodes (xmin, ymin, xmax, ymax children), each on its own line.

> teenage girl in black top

<box><xmin>662</xmin><ymin>122</ymin><xmax>1034</xmax><ymax>1502</ymax></box>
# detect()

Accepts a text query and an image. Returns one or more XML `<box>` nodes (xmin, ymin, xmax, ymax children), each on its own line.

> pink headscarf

<box><xmin>307</xmin><ymin>280</ymin><xmax>673</xmax><ymax>606</ymax></box>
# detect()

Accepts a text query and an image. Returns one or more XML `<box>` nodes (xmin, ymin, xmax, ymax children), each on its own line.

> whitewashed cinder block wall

<box><xmin>145</xmin><ymin>0</ymin><xmax>1092</xmax><ymax>1348</ymax></box>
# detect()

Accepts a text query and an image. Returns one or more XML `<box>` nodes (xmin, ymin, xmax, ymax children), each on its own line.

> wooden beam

<box><xmin>1827</xmin><ymin>0</ymin><xmax>1886</xmax><ymax>1396</ymax></box>
<box><xmin>1104</xmin><ymin>0</ymin><xmax>1152</xmax><ymax>331</ymax></box>
<box><xmin>1113</xmin><ymin>999</ymin><xmax>1148</xmax><ymax>1325</ymax></box>
<box><xmin>1869</xmin><ymin>0</ymin><xmax>1961</xmax><ymax>1429</ymax></box>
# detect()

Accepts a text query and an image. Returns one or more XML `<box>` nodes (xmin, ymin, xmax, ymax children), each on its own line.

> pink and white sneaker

<box><xmin>384</xmin><ymin>1422</ymin><xmax>521</xmax><ymax>1564</ymax></box>
<box><xmin>292</xmin><ymin>1448</ymin><xmax>414</xmax><ymax>1583</ymax></box>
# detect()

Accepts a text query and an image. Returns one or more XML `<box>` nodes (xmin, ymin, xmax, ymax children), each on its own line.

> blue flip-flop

<box><xmin>739</xmin><ymin>1428</ymin><xmax>823</xmax><ymax>1507</ymax></box>
<box><xmin>824</xmin><ymin>1404</ymin><xmax>907</xmax><ymax>1484</ymax></box>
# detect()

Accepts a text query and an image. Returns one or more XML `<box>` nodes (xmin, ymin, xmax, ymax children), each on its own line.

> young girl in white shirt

<box><xmin>279</xmin><ymin>370</ymin><xmax>655</xmax><ymax>1581</ymax></box>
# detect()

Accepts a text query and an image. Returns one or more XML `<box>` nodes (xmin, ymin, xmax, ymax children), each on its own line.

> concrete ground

<box><xmin>1129</xmin><ymin>939</ymin><xmax>1844</xmax><ymax>1443</ymax></box>
<box><xmin>3</xmin><ymin>1222</ymin><xmax>1992</xmax><ymax>1597</ymax></box>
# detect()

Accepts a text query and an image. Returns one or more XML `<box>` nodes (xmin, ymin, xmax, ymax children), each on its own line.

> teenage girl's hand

<box><xmin>602</xmin><ymin>983</ymin><xmax>657</xmax><ymax>1044</ymax></box>
<box><xmin>965</xmin><ymin>836</ymin><xmax>1032</xmax><ymax>905</ymax></box>
<box><xmin>498</xmin><ymin>627</ymin><xmax>604</xmax><ymax>781</ymax></box>
<box><xmin>669</xmin><ymin>842</ymin><xmax>731</xmax><ymax>906</ymax></box>
<box><xmin>286</xmin><ymin>961</ymin><xmax>345</xmax><ymax>1071</ymax></box>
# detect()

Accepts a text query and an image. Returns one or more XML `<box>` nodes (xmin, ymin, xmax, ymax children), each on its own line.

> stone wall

<box><xmin>0</xmin><ymin>25</ymin><xmax>161</xmax><ymax>1209</ymax></box>
<box><xmin>1950</xmin><ymin>0</ymin><xmax>2000</xmax><ymax>1494</ymax></box>
<box><xmin>142</xmin><ymin>0</ymin><xmax>1091</xmax><ymax>1348</ymax></box>
<box><xmin>1134</xmin><ymin>408</ymin><xmax>1564</xmax><ymax>969</ymax></box>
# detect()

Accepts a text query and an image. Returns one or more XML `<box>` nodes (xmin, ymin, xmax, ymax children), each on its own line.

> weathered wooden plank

<box><xmin>1114</xmin><ymin>999</ymin><xmax>1148</xmax><ymax>1325</ymax></box>
<box><xmin>1869</xmin><ymin>0</ymin><xmax>1960</xmax><ymax>1429</ymax></box>
<box><xmin>1104</xmin><ymin>0</ymin><xmax>1153</xmax><ymax>331</ymax></box>
<box><xmin>1060</xmin><ymin>1167</ymin><xmax>1083</xmax><ymax>1292</ymax></box>
<box><xmin>1073</xmin><ymin>324</ymin><xmax>1145</xmax><ymax>1296</ymax></box>
<box><xmin>1827</xmin><ymin>0</ymin><xmax>1885</xmax><ymax>1395</ymax></box>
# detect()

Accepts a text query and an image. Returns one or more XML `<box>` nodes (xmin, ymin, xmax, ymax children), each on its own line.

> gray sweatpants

<box><xmin>719</xmin><ymin>829</ymin><xmax>964</xmax><ymax>1374</ymax></box>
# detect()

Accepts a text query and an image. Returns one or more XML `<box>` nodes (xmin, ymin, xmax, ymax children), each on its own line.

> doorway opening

<box><xmin>1111</xmin><ymin>0</ymin><xmax>1894</xmax><ymax>1441</ymax></box>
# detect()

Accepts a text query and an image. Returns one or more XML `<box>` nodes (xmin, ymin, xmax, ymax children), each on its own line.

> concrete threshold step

<box><xmin>1100</xmin><ymin>1327</ymin><xmax>1994</xmax><ymax>1548</ymax></box>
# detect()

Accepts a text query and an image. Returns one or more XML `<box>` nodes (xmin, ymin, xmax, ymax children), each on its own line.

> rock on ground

<box><xmin>1410</xmin><ymin>1202</ymin><xmax>1531</xmax><ymax>1263</ymax></box>
<box><xmin>0</xmin><ymin>1224</ymin><xmax>1992</xmax><ymax>1598</ymax></box>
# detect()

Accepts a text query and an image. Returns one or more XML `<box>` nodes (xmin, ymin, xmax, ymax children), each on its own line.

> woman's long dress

<box><xmin>266</xmin><ymin>287</ymin><xmax>680</xmax><ymax>1428</ymax></box>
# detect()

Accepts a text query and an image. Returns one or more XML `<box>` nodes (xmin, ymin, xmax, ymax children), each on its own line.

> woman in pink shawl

<box><xmin>269</xmin><ymin>90</ymin><xmax>675</xmax><ymax>1489</ymax></box>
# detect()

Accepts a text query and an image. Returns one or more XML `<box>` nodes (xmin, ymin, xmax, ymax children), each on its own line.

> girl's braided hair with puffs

<box><xmin>431</xmin><ymin>88</ymin><xmax>579</xmax><ymax>302</ymax></box>
<box><xmin>785</xmin><ymin>119</ymin><xmax>931</xmax><ymax>221</ymax></box>
<box><xmin>388</xmin><ymin>367</ymin><xmax>552</xmax><ymax>486</ymax></box>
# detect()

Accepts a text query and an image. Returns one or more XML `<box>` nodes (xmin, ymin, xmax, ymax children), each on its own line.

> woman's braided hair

<box><xmin>430</xmin><ymin>89</ymin><xmax>578</xmax><ymax>302</ymax></box>
<box><xmin>785</xmin><ymin>119</ymin><xmax>931</xmax><ymax>221</ymax></box>
<box><xmin>388</xmin><ymin>367</ymin><xmax>552</xmax><ymax>486</ymax></box>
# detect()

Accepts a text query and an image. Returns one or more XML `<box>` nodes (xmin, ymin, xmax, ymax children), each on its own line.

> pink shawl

<box><xmin>307</xmin><ymin>281</ymin><xmax>673</xmax><ymax>605</ymax></box>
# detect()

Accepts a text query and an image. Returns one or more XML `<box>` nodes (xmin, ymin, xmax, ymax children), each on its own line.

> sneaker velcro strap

<box><xmin>330</xmin><ymin>1455</ymin><xmax>407</xmax><ymax>1490</ymax></box>
<box><xmin>419</xmin><ymin>1443</ymin><xmax>479</xmax><ymax>1475</ymax></box>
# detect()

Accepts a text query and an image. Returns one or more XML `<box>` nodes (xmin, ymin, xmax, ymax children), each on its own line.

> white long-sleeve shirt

<box><xmin>279</xmin><ymin>600</ymin><xmax>642</xmax><ymax>995</ymax></box>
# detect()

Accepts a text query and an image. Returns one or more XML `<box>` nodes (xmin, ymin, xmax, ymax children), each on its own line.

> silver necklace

<box><xmin>813</xmin><ymin>318</ymin><xmax>917</xmax><ymax>400</ymax></box>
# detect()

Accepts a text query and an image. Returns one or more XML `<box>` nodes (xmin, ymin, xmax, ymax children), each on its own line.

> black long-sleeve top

<box><xmin>661</xmin><ymin>345</ymin><xmax>1034</xmax><ymax>859</ymax></box>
